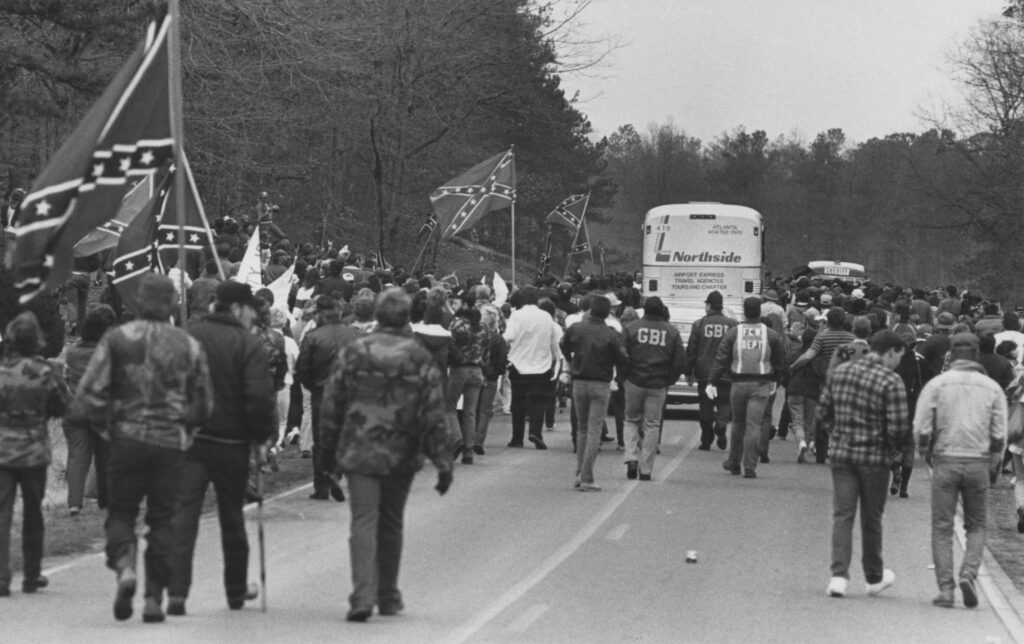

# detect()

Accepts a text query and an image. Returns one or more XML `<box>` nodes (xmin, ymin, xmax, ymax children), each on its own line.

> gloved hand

<box><xmin>705</xmin><ymin>384</ymin><xmax>718</xmax><ymax>399</ymax></box>
<box><xmin>435</xmin><ymin>470</ymin><xmax>453</xmax><ymax>496</ymax></box>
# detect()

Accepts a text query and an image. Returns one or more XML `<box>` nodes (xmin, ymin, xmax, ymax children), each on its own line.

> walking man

<box><xmin>914</xmin><ymin>332</ymin><xmax>1006</xmax><ymax>608</ymax></box>
<box><xmin>71</xmin><ymin>274</ymin><xmax>212</xmax><ymax>622</ymax></box>
<box><xmin>319</xmin><ymin>289</ymin><xmax>453</xmax><ymax>622</ymax></box>
<box><xmin>168</xmin><ymin>281</ymin><xmax>276</xmax><ymax>615</ymax></box>
<box><xmin>708</xmin><ymin>297</ymin><xmax>786</xmax><ymax>478</ymax></box>
<box><xmin>685</xmin><ymin>290</ymin><xmax>737</xmax><ymax>450</ymax></box>
<box><xmin>296</xmin><ymin>295</ymin><xmax>360</xmax><ymax>498</ymax></box>
<box><xmin>621</xmin><ymin>297</ymin><xmax>686</xmax><ymax>480</ymax></box>
<box><xmin>819</xmin><ymin>330</ymin><xmax>909</xmax><ymax>598</ymax></box>
<box><xmin>560</xmin><ymin>294</ymin><xmax>628</xmax><ymax>491</ymax></box>
<box><xmin>504</xmin><ymin>286</ymin><xmax>561</xmax><ymax>449</ymax></box>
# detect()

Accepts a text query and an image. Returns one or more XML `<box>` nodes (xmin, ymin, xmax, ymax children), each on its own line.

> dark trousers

<box><xmin>63</xmin><ymin>422</ymin><xmax>108</xmax><ymax>509</ymax></box>
<box><xmin>0</xmin><ymin>466</ymin><xmax>46</xmax><ymax>589</ymax></box>
<box><xmin>105</xmin><ymin>441</ymin><xmax>183</xmax><ymax>597</ymax></box>
<box><xmin>508</xmin><ymin>367</ymin><xmax>553</xmax><ymax>444</ymax></box>
<box><xmin>287</xmin><ymin>380</ymin><xmax>304</xmax><ymax>430</ymax></box>
<box><xmin>347</xmin><ymin>472</ymin><xmax>414</xmax><ymax>610</ymax></box>
<box><xmin>697</xmin><ymin>379</ymin><xmax>732</xmax><ymax>447</ymax></box>
<box><xmin>169</xmin><ymin>441</ymin><xmax>250</xmax><ymax>599</ymax></box>
<box><xmin>310</xmin><ymin>387</ymin><xmax>334</xmax><ymax>494</ymax></box>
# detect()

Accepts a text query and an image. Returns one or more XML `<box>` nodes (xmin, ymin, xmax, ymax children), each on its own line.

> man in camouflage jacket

<box><xmin>71</xmin><ymin>274</ymin><xmax>212</xmax><ymax>622</ymax></box>
<box><xmin>320</xmin><ymin>288</ymin><xmax>453</xmax><ymax>622</ymax></box>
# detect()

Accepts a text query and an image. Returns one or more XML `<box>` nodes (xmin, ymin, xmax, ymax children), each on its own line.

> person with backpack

<box><xmin>708</xmin><ymin>297</ymin><xmax>787</xmax><ymax>479</ymax></box>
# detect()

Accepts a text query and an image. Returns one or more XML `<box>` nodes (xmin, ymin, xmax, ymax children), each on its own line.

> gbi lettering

<box><xmin>703</xmin><ymin>324</ymin><xmax>728</xmax><ymax>338</ymax></box>
<box><xmin>637</xmin><ymin>328</ymin><xmax>667</xmax><ymax>346</ymax></box>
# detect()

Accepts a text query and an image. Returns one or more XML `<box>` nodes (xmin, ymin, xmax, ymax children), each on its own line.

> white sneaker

<box><xmin>866</xmin><ymin>569</ymin><xmax>896</xmax><ymax>596</ymax></box>
<box><xmin>826</xmin><ymin>576</ymin><xmax>847</xmax><ymax>597</ymax></box>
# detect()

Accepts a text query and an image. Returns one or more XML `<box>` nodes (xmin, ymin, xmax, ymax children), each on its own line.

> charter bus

<box><xmin>641</xmin><ymin>203</ymin><xmax>765</xmax><ymax>404</ymax></box>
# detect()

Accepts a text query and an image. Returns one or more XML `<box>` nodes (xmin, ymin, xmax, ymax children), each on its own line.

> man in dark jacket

<box><xmin>685</xmin><ymin>290</ymin><xmax>738</xmax><ymax>450</ymax></box>
<box><xmin>560</xmin><ymin>294</ymin><xmax>628</xmax><ymax>491</ymax></box>
<box><xmin>295</xmin><ymin>295</ymin><xmax>360</xmax><ymax>499</ymax></box>
<box><xmin>622</xmin><ymin>297</ymin><xmax>686</xmax><ymax>480</ymax></box>
<box><xmin>72</xmin><ymin>274</ymin><xmax>212</xmax><ymax>622</ymax></box>
<box><xmin>167</xmin><ymin>281</ymin><xmax>276</xmax><ymax>616</ymax></box>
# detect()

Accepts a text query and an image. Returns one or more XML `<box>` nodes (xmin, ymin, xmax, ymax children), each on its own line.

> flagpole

<box><xmin>410</xmin><ymin>224</ymin><xmax>433</xmax><ymax>275</ymax></box>
<box><xmin>509</xmin><ymin>145</ymin><xmax>516</xmax><ymax>288</ymax></box>
<box><xmin>167</xmin><ymin>0</ymin><xmax>188</xmax><ymax>325</ymax></box>
<box><xmin>182</xmin><ymin>150</ymin><xmax>226</xmax><ymax>280</ymax></box>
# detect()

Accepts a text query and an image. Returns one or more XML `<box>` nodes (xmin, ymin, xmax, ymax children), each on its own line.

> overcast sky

<box><xmin>559</xmin><ymin>0</ymin><xmax>1009</xmax><ymax>145</ymax></box>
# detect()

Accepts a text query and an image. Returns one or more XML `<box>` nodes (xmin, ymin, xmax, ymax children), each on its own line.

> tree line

<box><xmin>4</xmin><ymin>2</ymin><xmax>1024</xmax><ymax>301</ymax></box>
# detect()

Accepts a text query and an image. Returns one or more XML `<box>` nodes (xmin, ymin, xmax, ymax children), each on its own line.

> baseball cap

<box><xmin>935</xmin><ymin>312</ymin><xmax>956</xmax><ymax>329</ymax></box>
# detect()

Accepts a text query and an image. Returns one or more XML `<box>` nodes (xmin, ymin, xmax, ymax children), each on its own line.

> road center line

<box><xmin>448</xmin><ymin>427</ymin><xmax>698</xmax><ymax>644</ymax></box>
<box><xmin>507</xmin><ymin>603</ymin><xmax>550</xmax><ymax>633</ymax></box>
<box><xmin>606</xmin><ymin>523</ymin><xmax>630</xmax><ymax>541</ymax></box>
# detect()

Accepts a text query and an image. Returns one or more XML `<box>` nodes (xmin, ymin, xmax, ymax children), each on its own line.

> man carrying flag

<box><xmin>545</xmin><ymin>193</ymin><xmax>591</xmax><ymax>275</ymax></box>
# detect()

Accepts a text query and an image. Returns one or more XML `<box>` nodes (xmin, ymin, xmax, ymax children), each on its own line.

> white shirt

<box><xmin>504</xmin><ymin>304</ymin><xmax>560</xmax><ymax>375</ymax></box>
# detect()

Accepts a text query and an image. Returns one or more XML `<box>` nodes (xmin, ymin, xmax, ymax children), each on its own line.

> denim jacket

<box><xmin>913</xmin><ymin>360</ymin><xmax>1007</xmax><ymax>459</ymax></box>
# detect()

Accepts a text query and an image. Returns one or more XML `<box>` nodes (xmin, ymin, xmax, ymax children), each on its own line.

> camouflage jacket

<box><xmin>0</xmin><ymin>355</ymin><xmax>70</xmax><ymax>467</ymax></box>
<box><xmin>70</xmin><ymin>319</ymin><xmax>213</xmax><ymax>451</ymax></box>
<box><xmin>448</xmin><ymin>316</ymin><xmax>490</xmax><ymax>367</ymax></box>
<box><xmin>253</xmin><ymin>325</ymin><xmax>288</xmax><ymax>391</ymax></box>
<box><xmin>320</xmin><ymin>326</ymin><xmax>452</xmax><ymax>477</ymax></box>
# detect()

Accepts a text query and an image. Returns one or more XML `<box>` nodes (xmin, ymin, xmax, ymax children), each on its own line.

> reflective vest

<box><xmin>731</xmin><ymin>323</ymin><xmax>772</xmax><ymax>376</ymax></box>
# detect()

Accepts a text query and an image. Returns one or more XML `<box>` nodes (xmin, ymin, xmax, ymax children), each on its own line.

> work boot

<box><xmin>227</xmin><ymin>583</ymin><xmax>259</xmax><ymax>610</ymax></box>
<box><xmin>166</xmin><ymin>596</ymin><xmax>186</xmax><ymax>616</ymax></box>
<box><xmin>113</xmin><ymin>567</ymin><xmax>137</xmax><ymax>621</ymax></box>
<box><xmin>143</xmin><ymin>593</ymin><xmax>165</xmax><ymax>623</ymax></box>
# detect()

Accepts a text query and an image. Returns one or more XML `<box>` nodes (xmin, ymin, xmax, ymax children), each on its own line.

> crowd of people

<box><xmin>1</xmin><ymin>196</ymin><xmax>1022</xmax><ymax>619</ymax></box>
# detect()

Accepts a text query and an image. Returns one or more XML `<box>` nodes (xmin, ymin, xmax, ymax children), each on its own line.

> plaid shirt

<box><xmin>817</xmin><ymin>353</ymin><xmax>909</xmax><ymax>466</ymax></box>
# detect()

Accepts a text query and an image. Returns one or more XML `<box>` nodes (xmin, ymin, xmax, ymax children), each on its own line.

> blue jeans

<box><xmin>573</xmin><ymin>380</ymin><xmax>611</xmax><ymax>484</ymax></box>
<box><xmin>830</xmin><ymin>461</ymin><xmax>889</xmax><ymax>583</ymax></box>
<box><xmin>448</xmin><ymin>366</ymin><xmax>484</xmax><ymax>449</ymax></box>
<box><xmin>347</xmin><ymin>472</ymin><xmax>414</xmax><ymax>611</ymax></box>
<box><xmin>0</xmin><ymin>466</ymin><xmax>46</xmax><ymax>589</ymax></box>
<box><xmin>727</xmin><ymin>380</ymin><xmax>771</xmax><ymax>473</ymax></box>
<box><xmin>931</xmin><ymin>457</ymin><xmax>989</xmax><ymax>592</ymax></box>
<box><xmin>623</xmin><ymin>382</ymin><xmax>667</xmax><ymax>475</ymax></box>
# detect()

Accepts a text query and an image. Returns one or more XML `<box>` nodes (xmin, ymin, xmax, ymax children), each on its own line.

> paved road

<box><xmin>5</xmin><ymin>410</ymin><xmax>1024</xmax><ymax>643</ymax></box>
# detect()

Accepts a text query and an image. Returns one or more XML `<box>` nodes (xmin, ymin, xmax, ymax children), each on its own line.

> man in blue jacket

<box><xmin>560</xmin><ymin>294</ymin><xmax>628</xmax><ymax>491</ymax></box>
<box><xmin>621</xmin><ymin>297</ymin><xmax>686</xmax><ymax>480</ymax></box>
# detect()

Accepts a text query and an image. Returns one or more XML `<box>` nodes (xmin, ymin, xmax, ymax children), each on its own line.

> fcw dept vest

<box><xmin>731</xmin><ymin>323</ymin><xmax>772</xmax><ymax>376</ymax></box>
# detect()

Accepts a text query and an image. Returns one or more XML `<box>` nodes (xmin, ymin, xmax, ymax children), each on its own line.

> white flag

<box><xmin>493</xmin><ymin>272</ymin><xmax>509</xmax><ymax>307</ymax></box>
<box><xmin>268</xmin><ymin>261</ymin><xmax>296</xmax><ymax>309</ymax></box>
<box><xmin>233</xmin><ymin>224</ymin><xmax>263</xmax><ymax>289</ymax></box>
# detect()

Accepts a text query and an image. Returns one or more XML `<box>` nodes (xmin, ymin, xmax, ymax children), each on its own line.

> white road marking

<box><xmin>448</xmin><ymin>430</ymin><xmax>698</xmax><ymax>644</ymax></box>
<box><xmin>507</xmin><ymin>603</ymin><xmax>550</xmax><ymax>633</ymax></box>
<box><xmin>606</xmin><ymin>523</ymin><xmax>630</xmax><ymax>541</ymax></box>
